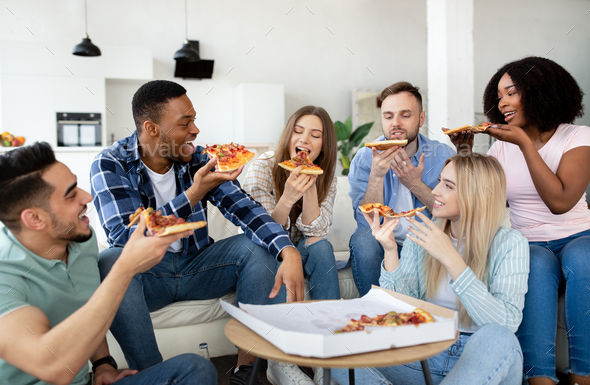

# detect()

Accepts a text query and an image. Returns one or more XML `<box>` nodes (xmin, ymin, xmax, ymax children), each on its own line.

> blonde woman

<box><xmin>333</xmin><ymin>155</ymin><xmax>528</xmax><ymax>385</ymax></box>
<box><xmin>243</xmin><ymin>105</ymin><xmax>340</xmax><ymax>385</ymax></box>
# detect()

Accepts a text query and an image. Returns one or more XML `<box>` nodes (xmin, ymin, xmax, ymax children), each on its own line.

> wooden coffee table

<box><xmin>225</xmin><ymin>318</ymin><xmax>458</xmax><ymax>385</ymax></box>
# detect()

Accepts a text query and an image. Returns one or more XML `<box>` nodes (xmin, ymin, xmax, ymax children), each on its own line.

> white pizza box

<box><xmin>220</xmin><ymin>286</ymin><xmax>458</xmax><ymax>358</ymax></box>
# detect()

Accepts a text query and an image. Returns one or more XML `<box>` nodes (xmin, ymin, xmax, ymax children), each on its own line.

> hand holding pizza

<box><xmin>282</xmin><ymin>166</ymin><xmax>317</xmax><ymax>206</ymax></box>
<box><xmin>406</xmin><ymin>211</ymin><xmax>462</xmax><ymax>268</ymax></box>
<box><xmin>118</xmin><ymin>215</ymin><xmax>195</xmax><ymax>276</ymax></box>
<box><xmin>486</xmin><ymin>124</ymin><xmax>530</xmax><ymax>148</ymax></box>
<box><xmin>442</xmin><ymin>127</ymin><xmax>474</xmax><ymax>154</ymax></box>
<box><xmin>369</xmin><ymin>146</ymin><xmax>400</xmax><ymax>179</ymax></box>
<box><xmin>363</xmin><ymin>211</ymin><xmax>399</xmax><ymax>253</ymax></box>
<box><xmin>189</xmin><ymin>157</ymin><xmax>242</xmax><ymax>203</ymax></box>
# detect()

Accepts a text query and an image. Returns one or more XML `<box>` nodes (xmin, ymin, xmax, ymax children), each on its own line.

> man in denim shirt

<box><xmin>91</xmin><ymin>80</ymin><xmax>304</xmax><ymax>384</ymax></box>
<box><xmin>348</xmin><ymin>82</ymin><xmax>455</xmax><ymax>296</ymax></box>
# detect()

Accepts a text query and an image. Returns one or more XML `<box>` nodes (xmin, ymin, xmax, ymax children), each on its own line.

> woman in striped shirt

<box><xmin>334</xmin><ymin>155</ymin><xmax>529</xmax><ymax>385</ymax></box>
<box><xmin>243</xmin><ymin>105</ymin><xmax>340</xmax><ymax>385</ymax></box>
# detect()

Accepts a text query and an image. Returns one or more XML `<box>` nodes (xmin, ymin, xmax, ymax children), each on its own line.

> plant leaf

<box><xmin>334</xmin><ymin>121</ymin><xmax>349</xmax><ymax>141</ymax></box>
<box><xmin>349</xmin><ymin>122</ymin><xmax>374</xmax><ymax>147</ymax></box>
<box><xmin>345</xmin><ymin>116</ymin><xmax>352</xmax><ymax>137</ymax></box>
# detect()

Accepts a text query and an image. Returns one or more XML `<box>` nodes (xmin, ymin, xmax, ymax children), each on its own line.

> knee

<box><xmin>98</xmin><ymin>247</ymin><xmax>124</xmax><ymax>280</ymax></box>
<box><xmin>305</xmin><ymin>236</ymin><xmax>325</xmax><ymax>246</ymax></box>
<box><xmin>561</xmin><ymin>236</ymin><xmax>590</xmax><ymax>270</ymax></box>
<box><xmin>528</xmin><ymin>245</ymin><xmax>559</xmax><ymax>272</ymax></box>
<box><xmin>472</xmin><ymin>324</ymin><xmax>521</xmax><ymax>352</ymax></box>
<box><xmin>174</xmin><ymin>354</ymin><xmax>217</xmax><ymax>384</ymax></box>
<box><xmin>350</xmin><ymin>228</ymin><xmax>382</xmax><ymax>260</ymax></box>
<box><xmin>304</xmin><ymin>239</ymin><xmax>336</xmax><ymax>264</ymax></box>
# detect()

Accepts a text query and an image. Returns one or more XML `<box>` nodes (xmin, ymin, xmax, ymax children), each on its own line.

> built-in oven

<box><xmin>57</xmin><ymin>112</ymin><xmax>102</xmax><ymax>147</ymax></box>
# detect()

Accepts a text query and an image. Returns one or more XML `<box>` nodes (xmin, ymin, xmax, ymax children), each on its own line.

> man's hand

<box><xmin>442</xmin><ymin>128</ymin><xmax>474</xmax><ymax>154</ymax></box>
<box><xmin>94</xmin><ymin>364</ymin><xmax>138</xmax><ymax>385</ymax></box>
<box><xmin>269</xmin><ymin>247</ymin><xmax>304</xmax><ymax>302</ymax></box>
<box><xmin>487</xmin><ymin>124</ymin><xmax>530</xmax><ymax>148</ymax></box>
<box><xmin>391</xmin><ymin>149</ymin><xmax>425</xmax><ymax>190</ymax></box>
<box><xmin>118</xmin><ymin>215</ymin><xmax>194</xmax><ymax>276</ymax></box>
<box><xmin>369</xmin><ymin>146</ymin><xmax>401</xmax><ymax>179</ymax></box>
<box><xmin>188</xmin><ymin>157</ymin><xmax>243</xmax><ymax>204</ymax></box>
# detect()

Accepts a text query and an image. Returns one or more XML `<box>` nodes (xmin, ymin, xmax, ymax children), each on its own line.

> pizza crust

<box><xmin>443</xmin><ymin>124</ymin><xmax>490</xmax><ymax>135</ymax></box>
<box><xmin>155</xmin><ymin>221</ymin><xmax>207</xmax><ymax>236</ymax></box>
<box><xmin>364</xmin><ymin>139</ymin><xmax>408</xmax><ymax>151</ymax></box>
<box><xmin>414</xmin><ymin>308</ymin><xmax>435</xmax><ymax>323</ymax></box>
<box><xmin>278</xmin><ymin>162</ymin><xmax>324</xmax><ymax>175</ymax></box>
<box><xmin>128</xmin><ymin>207</ymin><xmax>153</xmax><ymax>228</ymax></box>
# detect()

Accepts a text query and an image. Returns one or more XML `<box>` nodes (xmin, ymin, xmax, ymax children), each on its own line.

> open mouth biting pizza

<box><xmin>127</xmin><ymin>207</ymin><xmax>206</xmax><ymax>236</ymax></box>
<box><xmin>360</xmin><ymin>203</ymin><xmax>427</xmax><ymax>218</ymax></box>
<box><xmin>278</xmin><ymin>150</ymin><xmax>323</xmax><ymax>175</ymax></box>
<box><xmin>364</xmin><ymin>139</ymin><xmax>408</xmax><ymax>151</ymax></box>
<box><xmin>443</xmin><ymin>122</ymin><xmax>491</xmax><ymax>135</ymax></box>
<box><xmin>337</xmin><ymin>308</ymin><xmax>435</xmax><ymax>333</ymax></box>
<box><xmin>201</xmin><ymin>143</ymin><xmax>255</xmax><ymax>172</ymax></box>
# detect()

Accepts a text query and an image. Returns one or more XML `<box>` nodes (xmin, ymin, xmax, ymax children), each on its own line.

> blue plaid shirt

<box><xmin>90</xmin><ymin>132</ymin><xmax>293</xmax><ymax>259</ymax></box>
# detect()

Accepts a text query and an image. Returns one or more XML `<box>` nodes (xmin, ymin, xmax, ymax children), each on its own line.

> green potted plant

<box><xmin>335</xmin><ymin>116</ymin><xmax>373</xmax><ymax>175</ymax></box>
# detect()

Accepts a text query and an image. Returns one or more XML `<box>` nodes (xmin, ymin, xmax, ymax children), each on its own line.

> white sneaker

<box><xmin>312</xmin><ymin>366</ymin><xmax>338</xmax><ymax>385</ymax></box>
<box><xmin>267</xmin><ymin>360</ymin><xmax>315</xmax><ymax>385</ymax></box>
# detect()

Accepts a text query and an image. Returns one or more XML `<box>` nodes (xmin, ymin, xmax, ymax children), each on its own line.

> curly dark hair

<box><xmin>132</xmin><ymin>80</ymin><xmax>187</xmax><ymax>133</ymax></box>
<box><xmin>483</xmin><ymin>56</ymin><xmax>584</xmax><ymax>133</ymax></box>
<box><xmin>0</xmin><ymin>142</ymin><xmax>56</xmax><ymax>231</ymax></box>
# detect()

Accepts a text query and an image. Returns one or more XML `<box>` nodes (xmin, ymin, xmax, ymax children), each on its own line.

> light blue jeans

<box><xmin>273</xmin><ymin>237</ymin><xmax>340</xmax><ymax>301</ymax></box>
<box><xmin>110</xmin><ymin>353</ymin><xmax>216</xmax><ymax>384</ymax></box>
<box><xmin>98</xmin><ymin>234</ymin><xmax>281</xmax><ymax>370</ymax></box>
<box><xmin>517</xmin><ymin>229</ymin><xmax>590</xmax><ymax>381</ymax></box>
<box><xmin>348</xmin><ymin>227</ymin><xmax>403</xmax><ymax>297</ymax></box>
<box><xmin>332</xmin><ymin>324</ymin><xmax>523</xmax><ymax>385</ymax></box>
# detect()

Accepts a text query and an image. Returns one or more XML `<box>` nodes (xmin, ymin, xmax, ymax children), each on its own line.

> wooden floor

<box><xmin>211</xmin><ymin>355</ymin><xmax>315</xmax><ymax>385</ymax></box>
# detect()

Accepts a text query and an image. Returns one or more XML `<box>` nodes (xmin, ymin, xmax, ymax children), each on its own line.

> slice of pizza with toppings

<box><xmin>364</xmin><ymin>139</ymin><xmax>408</xmax><ymax>151</ymax></box>
<box><xmin>201</xmin><ymin>142</ymin><xmax>255</xmax><ymax>172</ymax></box>
<box><xmin>127</xmin><ymin>207</ymin><xmax>206</xmax><ymax>237</ymax></box>
<box><xmin>443</xmin><ymin>122</ymin><xmax>492</xmax><ymax>135</ymax></box>
<box><xmin>359</xmin><ymin>203</ymin><xmax>395</xmax><ymax>217</ymax></box>
<box><xmin>389</xmin><ymin>206</ymin><xmax>427</xmax><ymax>218</ymax></box>
<box><xmin>336</xmin><ymin>308</ymin><xmax>435</xmax><ymax>333</ymax></box>
<box><xmin>278</xmin><ymin>150</ymin><xmax>323</xmax><ymax>175</ymax></box>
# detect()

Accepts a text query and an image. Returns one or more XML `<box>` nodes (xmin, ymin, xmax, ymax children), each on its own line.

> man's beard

<box><xmin>385</xmin><ymin>123</ymin><xmax>420</xmax><ymax>145</ymax></box>
<box><xmin>50</xmin><ymin>212</ymin><xmax>93</xmax><ymax>243</ymax></box>
<box><xmin>159</xmin><ymin>132</ymin><xmax>192</xmax><ymax>163</ymax></box>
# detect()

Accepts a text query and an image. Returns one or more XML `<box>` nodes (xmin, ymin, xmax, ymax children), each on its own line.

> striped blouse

<box><xmin>379</xmin><ymin>226</ymin><xmax>530</xmax><ymax>332</ymax></box>
<box><xmin>243</xmin><ymin>151</ymin><xmax>337</xmax><ymax>244</ymax></box>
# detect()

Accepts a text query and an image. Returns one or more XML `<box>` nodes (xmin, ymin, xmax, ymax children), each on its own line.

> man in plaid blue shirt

<box><xmin>91</xmin><ymin>80</ymin><xmax>304</xmax><ymax>383</ymax></box>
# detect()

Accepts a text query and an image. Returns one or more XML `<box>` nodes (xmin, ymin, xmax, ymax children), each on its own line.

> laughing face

<box><xmin>432</xmin><ymin>162</ymin><xmax>460</xmax><ymax>222</ymax></box>
<box><xmin>157</xmin><ymin>94</ymin><xmax>199</xmax><ymax>163</ymax></box>
<box><xmin>43</xmin><ymin>162</ymin><xmax>93</xmax><ymax>243</ymax></box>
<box><xmin>380</xmin><ymin>91</ymin><xmax>425</xmax><ymax>144</ymax></box>
<box><xmin>497</xmin><ymin>73</ymin><xmax>526</xmax><ymax>127</ymax></box>
<box><xmin>289</xmin><ymin>114</ymin><xmax>323</xmax><ymax>161</ymax></box>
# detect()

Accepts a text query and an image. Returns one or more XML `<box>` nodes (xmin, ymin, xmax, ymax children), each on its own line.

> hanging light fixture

<box><xmin>174</xmin><ymin>0</ymin><xmax>200</xmax><ymax>62</ymax></box>
<box><xmin>72</xmin><ymin>0</ymin><xmax>101</xmax><ymax>57</ymax></box>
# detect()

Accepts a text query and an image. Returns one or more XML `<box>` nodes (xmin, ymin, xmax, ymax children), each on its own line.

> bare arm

<box><xmin>360</xmin><ymin>147</ymin><xmax>400</xmax><ymax>206</ymax></box>
<box><xmin>301</xmin><ymin>178</ymin><xmax>320</xmax><ymax>225</ymax></box>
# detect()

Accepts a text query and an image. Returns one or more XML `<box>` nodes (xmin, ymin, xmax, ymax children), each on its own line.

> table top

<box><xmin>225</xmin><ymin>318</ymin><xmax>458</xmax><ymax>369</ymax></box>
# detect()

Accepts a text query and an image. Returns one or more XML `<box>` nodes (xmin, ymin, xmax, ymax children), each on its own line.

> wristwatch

<box><xmin>92</xmin><ymin>355</ymin><xmax>118</xmax><ymax>373</ymax></box>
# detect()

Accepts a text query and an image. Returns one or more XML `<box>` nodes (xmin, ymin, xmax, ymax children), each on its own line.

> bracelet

<box><xmin>92</xmin><ymin>355</ymin><xmax>118</xmax><ymax>373</ymax></box>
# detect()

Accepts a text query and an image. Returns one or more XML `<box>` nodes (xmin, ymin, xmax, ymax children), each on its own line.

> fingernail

<box><xmin>491</xmin><ymin>124</ymin><xmax>498</xmax><ymax>128</ymax></box>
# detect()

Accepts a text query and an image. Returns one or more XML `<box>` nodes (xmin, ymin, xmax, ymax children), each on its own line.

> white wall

<box><xmin>0</xmin><ymin>0</ymin><xmax>427</xmax><ymax>144</ymax></box>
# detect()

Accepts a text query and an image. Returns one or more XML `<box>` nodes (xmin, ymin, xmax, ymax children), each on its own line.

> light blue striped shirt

<box><xmin>379</xmin><ymin>226</ymin><xmax>530</xmax><ymax>332</ymax></box>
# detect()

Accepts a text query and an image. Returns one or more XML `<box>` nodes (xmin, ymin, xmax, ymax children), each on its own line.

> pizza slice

<box><xmin>359</xmin><ymin>203</ymin><xmax>395</xmax><ymax>217</ymax></box>
<box><xmin>337</xmin><ymin>308</ymin><xmax>435</xmax><ymax>333</ymax></box>
<box><xmin>278</xmin><ymin>150</ymin><xmax>323</xmax><ymax>175</ymax></box>
<box><xmin>443</xmin><ymin>122</ymin><xmax>492</xmax><ymax>135</ymax></box>
<box><xmin>364</xmin><ymin>139</ymin><xmax>408</xmax><ymax>151</ymax></box>
<box><xmin>389</xmin><ymin>206</ymin><xmax>427</xmax><ymax>218</ymax></box>
<box><xmin>127</xmin><ymin>207</ymin><xmax>206</xmax><ymax>237</ymax></box>
<box><xmin>201</xmin><ymin>143</ymin><xmax>255</xmax><ymax>172</ymax></box>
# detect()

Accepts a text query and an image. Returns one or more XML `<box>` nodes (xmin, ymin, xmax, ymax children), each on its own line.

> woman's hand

<box><xmin>442</xmin><ymin>128</ymin><xmax>474</xmax><ymax>154</ymax></box>
<box><xmin>406</xmin><ymin>212</ymin><xmax>463</xmax><ymax>269</ymax></box>
<box><xmin>486</xmin><ymin>124</ymin><xmax>530</xmax><ymax>148</ymax></box>
<box><xmin>283</xmin><ymin>166</ymin><xmax>315</xmax><ymax>206</ymax></box>
<box><xmin>364</xmin><ymin>212</ymin><xmax>400</xmax><ymax>271</ymax></box>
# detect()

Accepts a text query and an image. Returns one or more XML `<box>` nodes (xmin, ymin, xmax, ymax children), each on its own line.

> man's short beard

<box><xmin>159</xmin><ymin>132</ymin><xmax>191</xmax><ymax>162</ymax></box>
<box><xmin>385</xmin><ymin>122</ymin><xmax>420</xmax><ymax>145</ymax></box>
<box><xmin>50</xmin><ymin>212</ymin><xmax>93</xmax><ymax>243</ymax></box>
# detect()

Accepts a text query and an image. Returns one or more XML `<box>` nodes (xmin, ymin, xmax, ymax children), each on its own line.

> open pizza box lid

<box><xmin>220</xmin><ymin>286</ymin><xmax>458</xmax><ymax>358</ymax></box>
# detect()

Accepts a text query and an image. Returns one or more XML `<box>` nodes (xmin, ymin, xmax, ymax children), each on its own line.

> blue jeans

<box><xmin>517</xmin><ymin>229</ymin><xmax>590</xmax><ymax>381</ymax></box>
<box><xmin>273</xmin><ymin>237</ymin><xmax>340</xmax><ymax>301</ymax></box>
<box><xmin>348</xmin><ymin>227</ymin><xmax>403</xmax><ymax>297</ymax></box>
<box><xmin>111</xmin><ymin>354</ymin><xmax>216</xmax><ymax>384</ymax></box>
<box><xmin>98</xmin><ymin>234</ymin><xmax>280</xmax><ymax>370</ymax></box>
<box><xmin>332</xmin><ymin>325</ymin><xmax>522</xmax><ymax>385</ymax></box>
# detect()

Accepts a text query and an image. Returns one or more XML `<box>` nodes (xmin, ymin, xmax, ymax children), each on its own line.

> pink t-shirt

<box><xmin>488</xmin><ymin>123</ymin><xmax>590</xmax><ymax>241</ymax></box>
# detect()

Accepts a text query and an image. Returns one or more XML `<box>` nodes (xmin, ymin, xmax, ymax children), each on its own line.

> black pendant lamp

<box><xmin>174</xmin><ymin>0</ymin><xmax>200</xmax><ymax>62</ymax></box>
<box><xmin>73</xmin><ymin>0</ymin><xmax>101</xmax><ymax>57</ymax></box>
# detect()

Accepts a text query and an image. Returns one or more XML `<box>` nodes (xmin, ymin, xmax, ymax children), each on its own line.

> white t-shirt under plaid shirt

<box><xmin>243</xmin><ymin>151</ymin><xmax>337</xmax><ymax>244</ymax></box>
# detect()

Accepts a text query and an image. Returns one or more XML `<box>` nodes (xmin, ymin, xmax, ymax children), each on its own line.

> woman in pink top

<box><xmin>449</xmin><ymin>57</ymin><xmax>590</xmax><ymax>385</ymax></box>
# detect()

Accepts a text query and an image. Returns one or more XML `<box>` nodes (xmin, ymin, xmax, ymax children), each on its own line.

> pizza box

<box><xmin>220</xmin><ymin>286</ymin><xmax>458</xmax><ymax>358</ymax></box>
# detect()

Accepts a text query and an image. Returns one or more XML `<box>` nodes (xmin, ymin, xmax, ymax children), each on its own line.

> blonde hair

<box><xmin>272</xmin><ymin>106</ymin><xmax>337</xmax><ymax>227</ymax></box>
<box><xmin>424</xmin><ymin>155</ymin><xmax>507</xmax><ymax>328</ymax></box>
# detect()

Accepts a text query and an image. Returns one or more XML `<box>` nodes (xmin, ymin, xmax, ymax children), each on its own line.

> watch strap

<box><xmin>92</xmin><ymin>355</ymin><xmax>118</xmax><ymax>373</ymax></box>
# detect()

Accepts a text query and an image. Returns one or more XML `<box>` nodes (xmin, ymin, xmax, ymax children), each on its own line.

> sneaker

<box><xmin>230</xmin><ymin>364</ymin><xmax>262</xmax><ymax>385</ymax></box>
<box><xmin>312</xmin><ymin>366</ymin><xmax>338</xmax><ymax>385</ymax></box>
<box><xmin>267</xmin><ymin>360</ymin><xmax>315</xmax><ymax>385</ymax></box>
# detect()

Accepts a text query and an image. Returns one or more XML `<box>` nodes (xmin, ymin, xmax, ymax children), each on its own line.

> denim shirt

<box><xmin>348</xmin><ymin>133</ymin><xmax>455</xmax><ymax>229</ymax></box>
<box><xmin>90</xmin><ymin>132</ymin><xmax>293</xmax><ymax>259</ymax></box>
